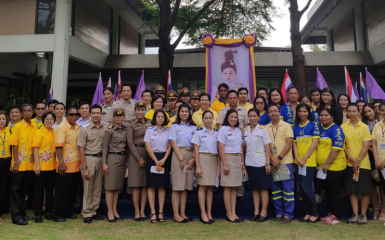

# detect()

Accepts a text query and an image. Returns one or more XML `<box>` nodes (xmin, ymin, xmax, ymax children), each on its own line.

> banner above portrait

<box><xmin>203</xmin><ymin>34</ymin><xmax>257</xmax><ymax>103</ymax></box>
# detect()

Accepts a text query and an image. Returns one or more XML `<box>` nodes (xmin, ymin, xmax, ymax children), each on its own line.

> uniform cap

<box><xmin>166</xmin><ymin>90</ymin><xmax>179</xmax><ymax>100</ymax></box>
<box><xmin>154</xmin><ymin>85</ymin><xmax>166</xmax><ymax>94</ymax></box>
<box><xmin>113</xmin><ymin>108</ymin><xmax>125</xmax><ymax>116</ymax></box>
<box><xmin>190</xmin><ymin>90</ymin><xmax>200</xmax><ymax>100</ymax></box>
<box><xmin>135</xmin><ymin>101</ymin><xmax>146</xmax><ymax>108</ymax></box>
<box><xmin>180</xmin><ymin>87</ymin><xmax>191</xmax><ymax>97</ymax></box>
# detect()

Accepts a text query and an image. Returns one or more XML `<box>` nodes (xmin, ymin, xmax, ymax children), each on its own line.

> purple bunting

<box><xmin>316</xmin><ymin>68</ymin><xmax>328</xmax><ymax>90</ymax></box>
<box><xmin>366</xmin><ymin>69</ymin><xmax>385</xmax><ymax>100</ymax></box>
<box><xmin>134</xmin><ymin>71</ymin><xmax>146</xmax><ymax>101</ymax></box>
<box><xmin>91</xmin><ymin>73</ymin><xmax>105</xmax><ymax>106</ymax></box>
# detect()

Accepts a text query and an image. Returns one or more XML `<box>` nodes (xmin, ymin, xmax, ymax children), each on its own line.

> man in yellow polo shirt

<box><xmin>238</xmin><ymin>87</ymin><xmax>254</xmax><ymax>112</ymax></box>
<box><xmin>31</xmin><ymin>102</ymin><xmax>46</xmax><ymax>130</ymax></box>
<box><xmin>192</xmin><ymin>93</ymin><xmax>218</xmax><ymax>129</ymax></box>
<box><xmin>211</xmin><ymin>83</ymin><xmax>229</xmax><ymax>114</ymax></box>
<box><xmin>266</xmin><ymin>103</ymin><xmax>294</xmax><ymax>224</ymax></box>
<box><xmin>9</xmin><ymin>104</ymin><xmax>36</xmax><ymax>225</ymax></box>
<box><xmin>53</xmin><ymin>106</ymin><xmax>81</xmax><ymax>222</ymax></box>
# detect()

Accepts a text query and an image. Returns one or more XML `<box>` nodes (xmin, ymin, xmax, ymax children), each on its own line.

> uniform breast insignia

<box><xmin>109</xmin><ymin>125</ymin><xmax>115</xmax><ymax>129</ymax></box>
<box><xmin>259</xmin><ymin>125</ymin><xmax>265</xmax><ymax>129</ymax></box>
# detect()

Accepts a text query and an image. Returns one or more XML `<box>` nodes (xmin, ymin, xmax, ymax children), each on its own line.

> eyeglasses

<box><xmin>36</xmin><ymin>108</ymin><xmax>46</xmax><ymax>111</ymax></box>
<box><xmin>268</xmin><ymin>110</ymin><xmax>280</xmax><ymax>113</ymax></box>
<box><xmin>219</xmin><ymin>89</ymin><xmax>228</xmax><ymax>92</ymax></box>
<box><xmin>68</xmin><ymin>113</ymin><xmax>80</xmax><ymax>117</ymax></box>
<box><xmin>255</xmin><ymin>102</ymin><xmax>264</xmax><ymax>105</ymax></box>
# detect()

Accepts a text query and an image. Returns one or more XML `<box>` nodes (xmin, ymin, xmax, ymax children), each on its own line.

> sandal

<box><xmin>150</xmin><ymin>213</ymin><xmax>157</xmax><ymax>223</ymax></box>
<box><xmin>379</xmin><ymin>210</ymin><xmax>385</xmax><ymax>221</ymax></box>
<box><xmin>158</xmin><ymin>212</ymin><xmax>165</xmax><ymax>222</ymax></box>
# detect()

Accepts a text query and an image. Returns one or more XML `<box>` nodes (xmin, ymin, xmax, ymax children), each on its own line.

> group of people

<box><xmin>1</xmin><ymin>82</ymin><xmax>385</xmax><ymax>227</ymax></box>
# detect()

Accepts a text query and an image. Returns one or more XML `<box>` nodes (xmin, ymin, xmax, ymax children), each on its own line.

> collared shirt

<box><xmin>367</xmin><ymin>119</ymin><xmax>378</xmax><ymax>134</ymax></box>
<box><xmin>144</xmin><ymin>109</ymin><xmax>169</xmax><ymax>121</ymax></box>
<box><xmin>192</xmin><ymin>108</ymin><xmax>218</xmax><ymax>129</ymax></box>
<box><xmin>293</xmin><ymin>120</ymin><xmax>320</xmax><ymax>167</ymax></box>
<box><xmin>107</xmin><ymin>98</ymin><xmax>137</xmax><ymax>123</ymax></box>
<box><xmin>9</xmin><ymin>120</ymin><xmax>36</xmax><ymax>171</ymax></box>
<box><xmin>9</xmin><ymin>121</ymin><xmax>21</xmax><ymax>134</ymax></box>
<box><xmin>211</xmin><ymin>98</ymin><xmax>228</xmax><ymax>114</ymax></box>
<box><xmin>259</xmin><ymin>111</ymin><xmax>271</xmax><ymax>126</ymax></box>
<box><xmin>243</xmin><ymin>125</ymin><xmax>271</xmax><ymax>167</ymax></box>
<box><xmin>217</xmin><ymin>106</ymin><xmax>250</xmax><ymax>132</ymax></box>
<box><xmin>311</xmin><ymin>110</ymin><xmax>320</xmax><ymax>127</ymax></box>
<box><xmin>0</xmin><ymin>127</ymin><xmax>11</xmax><ymax>158</ymax></box>
<box><xmin>169</xmin><ymin>122</ymin><xmax>197</xmax><ymax>148</ymax></box>
<box><xmin>341</xmin><ymin>120</ymin><xmax>371</xmax><ymax>170</ymax></box>
<box><xmin>53</xmin><ymin>121</ymin><xmax>63</xmax><ymax>130</ymax></box>
<box><xmin>191</xmin><ymin>126</ymin><xmax>218</xmax><ymax>154</ymax></box>
<box><xmin>77</xmin><ymin>121</ymin><xmax>108</xmax><ymax>154</ymax></box>
<box><xmin>166</xmin><ymin>115</ymin><xmax>176</xmax><ymax>129</ymax></box>
<box><xmin>266</xmin><ymin>120</ymin><xmax>294</xmax><ymax>164</ymax></box>
<box><xmin>102</xmin><ymin>125</ymin><xmax>127</xmax><ymax>164</ymax></box>
<box><xmin>238</xmin><ymin>102</ymin><xmax>254</xmax><ymax>112</ymax></box>
<box><xmin>144</xmin><ymin>126</ymin><xmax>170</xmax><ymax>152</ymax></box>
<box><xmin>32</xmin><ymin>126</ymin><xmax>56</xmax><ymax>171</ymax></box>
<box><xmin>101</xmin><ymin>102</ymin><xmax>115</xmax><ymax>123</ymax></box>
<box><xmin>55</xmin><ymin>119</ymin><xmax>80</xmax><ymax>173</ymax></box>
<box><xmin>372</xmin><ymin>121</ymin><xmax>385</xmax><ymax>160</ymax></box>
<box><xmin>76</xmin><ymin>117</ymin><xmax>91</xmax><ymax>127</ymax></box>
<box><xmin>317</xmin><ymin>123</ymin><xmax>346</xmax><ymax>171</ymax></box>
<box><xmin>217</xmin><ymin>126</ymin><xmax>243</xmax><ymax>154</ymax></box>
<box><xmin>280</xmin><ymin>104</ymin><xmax>294</xmax><ymax>126</ymax></box>
<box><xmin>31</xmin><ymin>118</ymin><xmax>43</xmax><ymax>130</ymax></box>
<box><xmin>127</xmin><ymin>118</ymin><xmax>152</xmax><ymax>161</ymax></box>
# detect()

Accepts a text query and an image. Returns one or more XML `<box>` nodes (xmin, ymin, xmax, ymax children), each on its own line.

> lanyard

<box><xmin>0</xmin><ymin>132</ymin><xmax>5</xmax><ymax>147</ymax></box>
<box><xmin>381</xmin><ymin>126</ymin><xmax>385</xmax><ymax>142</ymax></box>
<box><xmin>271</xmin><ymin>124</ymin><xmax>279</xmax><ymax>145</ymax></box>
<box><xmin>36</xmin><ymin>121</ymin><xmax>43</xmax><ymax>130</ymax></box>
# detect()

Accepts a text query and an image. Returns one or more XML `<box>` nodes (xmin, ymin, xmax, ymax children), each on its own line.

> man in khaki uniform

<box><xmin>190</xmin><ymin>90</ymin><xmax>200</xmax><ymax>114</ymax></box>
<box><xmin>101</xmin><ymin>87</ymin><xmax>115</xmax><ymax>123</ymax></box>
<box><xmin>77</xmin><ymin>105</ymin><xmax>108</xmax><ymax>224</ymax></box>
<box><xmin>166</xmin><ymin>90</ymin><xmax>179</xmax><ymax>118</ymax></box>
<box><xmin>107</xmin><ymin>84</ymin><xmax>136</xmax><ymax>124</ymax></box>
<box><xmin>179</xmin><ymin>87</ymin><xmax>191</xmax><ymax>104</ymax></box>
<box><xmin>154</xmin><ymin>85</ymin><xmax>166</xmax><ymax>99</ymax></box>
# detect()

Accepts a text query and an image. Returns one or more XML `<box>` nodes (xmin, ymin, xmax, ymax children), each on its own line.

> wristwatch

<box><xmin>266</xmin><ymin>162</ymin><xmax>270</xmax><ymax>166</ymax></box>
<box><xmin>278</xmin><ymin>156</ymin><xmax>283</xmax><ymax>161</ymax></box>
<box><xmin>81</xmin><ymin>166</ymin><xmax>88</xmax><ymax>170</ymax></box>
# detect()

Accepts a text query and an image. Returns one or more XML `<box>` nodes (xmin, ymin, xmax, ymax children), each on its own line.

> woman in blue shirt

<box><xmin>253</xmin><ymin>96</ymin><xmax>270</xmax><ymax>125</ymax></box>
<box><xmin>268</xmin><ymin>88</ymin><xmax>291</xmax><ymax>124</ymax></box>
<box><xmin>299</xmin><ymin>95</ymin><xmax>320</xmax><ymax>126</ymax></box>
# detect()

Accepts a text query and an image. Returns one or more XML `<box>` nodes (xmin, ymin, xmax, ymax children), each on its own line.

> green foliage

<box><xmin>142</xmin><ymin>0</ymin><xmax>276</xmax><ymax>47</ymax></box>
<box><xmin>5</xmin><ymin>97</ymin><xmax>24</xmax><ymax>114</ymax></box>
<box><xmin>309</xmin><ymin>44</ymin><xmax>327</xmax><ymax>52</ymax></box>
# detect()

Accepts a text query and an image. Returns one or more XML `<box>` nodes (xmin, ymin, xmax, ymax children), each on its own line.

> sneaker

<box><xmin>281</xmin><ymin>216</ymin><xmax>292</xmax><ymax>224</ymax></box>
<box><xmin>315</xmin><ymin>194</ymin><xmax>322</xmax><ymax>203</ymax></box>
<box><xmin>324</xmin><ymin>215</ymin><xmax>340</xmax><ymax>225</ymax></box>
<box><xmin>275</xmin><ymin>215</ymin><xmax>282</xmax><ymax>222</ymax></box>
<box><xmin>357</xmin><ymin>215</ymin><xmax>367</xmax><ymax>225</ymax></box>
<box><xmin>321</xmin><ymin>213</ymin><xmax>332</xmax><ymax>222</ymax></box>
<box><xmin>347</xmin><ymin>214</ymin><xmax>358</xmax><ymax>224</ymax></box>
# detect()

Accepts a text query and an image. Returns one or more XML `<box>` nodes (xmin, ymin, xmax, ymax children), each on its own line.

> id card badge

<box><xmin>272</xmin><ymin>147</ymin><xmax>277</xmax><ymax>153</ymax></box>
<box><xmin>1</xmin><ymin>149</ymin><xmax>5</xmax><ymax>157</ymax></box>
<box><xmin>353</xmin><ymin>168</ymin><xmax>360</xmax><ymax>182</ymax></box>
<box><xmin>380</xmin><ymin>144</ymin><xmax>385</xmax><ymax>149</ymax></box>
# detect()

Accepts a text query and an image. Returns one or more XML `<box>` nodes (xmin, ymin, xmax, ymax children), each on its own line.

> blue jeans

<box><xmin>295</xmin><ymin>165</ymin><xmax>318</xmax><ymax>217</ymax></box>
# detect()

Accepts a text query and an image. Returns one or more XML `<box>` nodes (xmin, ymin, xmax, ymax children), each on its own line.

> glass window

<box><xmin>36</xmin><ymin>1</ymin><xmax>56</xmax><ymax>34</ymax></box>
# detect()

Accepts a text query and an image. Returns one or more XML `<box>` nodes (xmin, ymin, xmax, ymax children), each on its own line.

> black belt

<box><xmin>109</xmin><ymin>152</ymin><xmax>126</xmax><ymax>156</ymax></box>
<box><xmin>136</xmin><ymin>144</ymin><xmax>145</xmax><ymax>148</ymax></box>
<box><xmin>85</xmin><ymin>153</ymin><xmax>102</xmax><ymax>157</ymax></box>
<box><xmin>0</xmin><ymin>157</ymin><xmax>11</xmax><ymax>160</ymax></box>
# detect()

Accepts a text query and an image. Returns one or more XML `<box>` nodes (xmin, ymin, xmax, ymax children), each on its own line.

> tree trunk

<box><xmin>158</xmin><ymin>40</ymin><xmax>175</xmax><ymax>89</ymax></box>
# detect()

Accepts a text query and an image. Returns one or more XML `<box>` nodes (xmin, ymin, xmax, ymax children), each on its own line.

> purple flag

<box><xmin>366</xmin><ymin>69</ymin><xmax>385</xmax><ymax>100</ymax></box>
<box><xmin>91</xmin><ymin>73</ymin><xmax>105</xmax><ymax>106</ymax></box>
<box><xmin>354</xmin><ymin>82</ymin><xmax>360</xmax><ymax>102</ymax></box>
<box><xmin>316</xmin><ymin>67</ymin><xmax>328</xmax><ymax>90</ymax></box>
<box><xmin>134</xmin><ymin>71</ymin><xmax>146</xmax><ymax>101</ymax></box>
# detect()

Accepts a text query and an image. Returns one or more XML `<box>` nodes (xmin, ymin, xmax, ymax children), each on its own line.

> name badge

<box><xmin>272</xmin><ymin>147</ymin><xmax>277</xmax><ymax>153</ymax></box>
<box><xmin>380</xmin><ymin>144</ymin><xmax>385</xmax><ymax>149</ymax></box>
<box><xmin>177</xmin><ymin>130</ymin><xmax>182</xmax><ymax>132</ymax></box>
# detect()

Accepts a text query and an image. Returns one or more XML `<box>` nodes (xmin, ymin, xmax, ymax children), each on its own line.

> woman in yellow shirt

<box><xmin>145</xmin><ymin>95</ymin><xmax>169</xmax><ymax>121</ymax></box>
<box><xmin>341</xmin><ymin>103</ymin><xmax>371</xmax><ymax>225</ymax></box>
<box><xmin>32</xmin><ymin>112</ymin><xmax>56</xmax><ymax>223</ymax></box>
<box><xmin>0</xmin><ymin>110</ymin><xmax>11</xmax><ymax>223</ymax></box>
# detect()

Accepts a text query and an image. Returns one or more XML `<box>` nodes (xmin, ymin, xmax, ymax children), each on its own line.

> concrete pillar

<box><xmin>140</xmin><ymin>33</ymin><xmax>146</xmax><ymax>54</ymax></box>
<box><xmin>326</xmin><ymin>30</ymin><xmax>333</xmax><ymax>51</ymax></box>
<box><xmin>51</xmin><ymin>0</ymin><xmax>72</xmax><ymax>103</ymax></box>
<box><xmin>111</xmin><ymin>10</ymin><xmax>120</xmax><ymax>55</ymax></box>
<box><xmin>354</xmin><ymin>3</ymin><xmax>365</xmax><ymax>51</ymax></box>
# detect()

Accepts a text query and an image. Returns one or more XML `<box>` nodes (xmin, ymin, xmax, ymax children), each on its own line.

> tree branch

<box><xmin>216</xmin><ymin>0</ymin><xmax>226</xmax><ymax>37</ymax></box>
<box><xmin>168</xmin><ymin>0</ymin><xmax>182</xmax><ymax>31</ymax></box>
<box><xmin>171</xmin><ymin>0</ymin><xmax>217</xmax><ymax>49</ymax></box>
<box><xmin>299</xmin><ymin>0</ymin><xmax>313</xmax><ymax>18</ymax></box>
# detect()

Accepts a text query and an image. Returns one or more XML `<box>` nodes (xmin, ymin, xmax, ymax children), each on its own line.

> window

<box><xmin>36</xmin><ymin>0</ymin><xmax>56</xmax><ymax>34</ymax></box>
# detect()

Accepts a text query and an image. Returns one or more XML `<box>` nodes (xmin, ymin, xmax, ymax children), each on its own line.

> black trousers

<box><xmin>10</xmin><ymin>171</ymin><xmax>34</xmax><ymax>221</ymax></box>
<box><xmin>0</xmin><ymin>158</ymin><xmax>11</xmax><ymax>216</ymax></box>
<box><xmin>34</xmin><ymin>170</ymin><xmax>55</xmax><ymax>216</ymax></box>
<box><xmin>53</xmin><ymin>172</ymin><xmax>80</xmax><ymax>219</ymax></box>
<box><xmin>316</xmin><ymin>169</ymin><xmax>346</xmax><ymax>218</ymax></box>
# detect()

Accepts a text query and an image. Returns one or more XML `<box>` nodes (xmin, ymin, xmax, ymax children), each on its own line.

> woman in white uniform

<box><xmin>243</xmin><ymin>108</ymin><xmax>272</xmax><ymax>222</ymax></box>
<box><xmin>192</xmin><ymin>110</ymin><xmax>219</xmax><ymax>225</ymax></box>
<box><xmin>218</xmin><ymin>109</ymin><xmax>245</xmax><ymax>223</ymax></box>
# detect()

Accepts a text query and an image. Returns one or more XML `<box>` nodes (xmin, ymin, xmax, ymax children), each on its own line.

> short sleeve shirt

<box><xmin>341</xmin><ymin>120</ymin><xmax>371</xmax><ymax>170</ymax></box>
<box><xmin>77</xmin><ymin>121</ymin><xmax>107</xmax><ymax>154</ymax></box>
<box><xmin>9</xmin><ymin>120</ymin><xmax>35</xmax><ymax>171</ymax></box>
<box><xmin>32</xmin><ymin>126</ymin><xmax>56</xmax><ymax>171</ymax></box>
<box><xmin>293</xmin><ymin>120</ymin><xmax>320</xmax><ymax>167</ymax></box>
<box><xmin>243</xmin><ymin>125</ymin><xmax>271</xmax><ymax>167</ymax></box>
<box><xmin>217</xmin><ymin>106</ymin><xmax>250</xmax><ymax>132</ymax></box>
<box><xmin>372</xmin><ymin>121</ymin><xmax>385</xmax><ymax>160</ymax></box>
<box><xmin>31</xmin><ymin>118</ymin><xmax>43</xmax><ymax>130</ymax></box>
<box><xmin>217</xmin><ymin>126</ymin><xmax>242</xmax><ymax>154</ymax></box>
<box><xmin>107</xmin><ymin>99</ymin><xmax>136</xmax><ymax>123</ymax></box>
<box><xmin>76</xmin><ymin>117</ymin><xmax>91</xmax><ymax>127</ymax></box>
<box><xmin>317</xmin><ymin>123</ymin><xmax>346</xmax><ymax>171</ymax></box>
<box><xmin>259</xmin><ymin>111</ymin><xmax>271</xmax><ymax>126</ymax></box>
<box><xmin>239</xmin><ymin>102</ymin><xmax>254</xmax><ymax>112</ymax></box>
<box><xmin>192</xmin><ymin>108</ymin><xmax>218</xmax><ymax>130</ymax></box>
<box><xmin>144</xmin><ymin>127</ymin><xmax>170</xmax><ymax>152</ymax></box>
<box><xmin>211</xmin><ymin>98</ymin><xmax>228</xmax><ymax>114</ymax></box>
<box><xmin>191</xmin><ymin>127</ymin><xmax>218</xmax><ymax>154</ymax></box>
<box><xmin>55</xmin><ymin>119</ymin><xmax>80</xmax><ymax>173</ymax></box>
<box><xmin>169</xmin><ymin>122</ymin><xmax>197</xmax><ymax>148</ymax></box>
<box><xmin>266</xmin><ymin>120</ymin><xmax>294</xmax><ymax>164</ymax></box>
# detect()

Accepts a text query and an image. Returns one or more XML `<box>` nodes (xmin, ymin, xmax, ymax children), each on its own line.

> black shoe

<box><xmin>306</xmin><ymin>217</ymin><xmax>319</xmax><ymax>223</ymax></box>
<box><xmin>24</xmin><ymin>216</ymin><xmax>34</xmax><ymax>221</ymax></box>
<box><xmin>115</xmin><ymin>216</ymin><xmax>124</xmax><ymax>221</ymax></box>
<box><xmin>275</xmin><ymin>215</ymin><xmax>282</xmax><ymax>222</ymax></box>
<box><xmin>54</xmin><ymin>218</ymin><xmax>66</xmax><ymax>223</ymax></box>
<box><xmin>92</xmin><ymin>214</ymin><xmax>103</xmax><ymax>220</ymax></box>
<box><xmin>249</xmin><ymin>214</ymin><xmax>259</xmax><ymax>221</ymax></box>
<box><xmin>225</xmin><ymin>215</ymin><xmax>241</xmax><ymax>223</ymax></box>
<box><xmin>257</xmin><ymin>215</ymin><xmax>267</xmax><ymax>222</ymax></box>
<box><xmin>134</xmin><ymin>217</ymin><xmax>141</xmax><ymax>221</ymax></box>
<box><xmin>35</xmin><ymin>215</ymin><xmax>43</xmax><ymax>223</ymax></box>
<box><xmin>140</xmin><ymin>216</ymin><xmax>147</xmax><ymax>221</ymax></box>
<box><xmin>209</xmin><ymin>219</ymin><xmax>215</xmax><ymax>223</ymax></box>
<box><xmin>236</xmin><ymin>196</ymin><xmax>245</xmax><ymax>202</ymax></box>
<box><xmin>299</xmin><ymin>217</ymin><xmax>310</xmax><ymax>222</ymax></box>
<box><xmin>237</xmin><ymin>218</ymin><xmax>244</xmax><ymax>222</ymax></box>
<box><xmin>45</xmin><ymin>213</ymin><xmax>53</xmax><ymax>220</ymax></box>
<box><xmin>73</xmin><ymin>207</ymin><xmax>81</xmax><ymax>214</ymax></box>
<box><xmin>107</xmin><ymin>217</ymin><xmax>116</xmax><ymax>223</ymax></box>
<box><xmin>184</xmin><ymin>217</ymin><xmax>193</xmax><ymax>222</ymax></box>
<box><xmin>174</xmin><ymin>218</ymin><xmax>187</xmax><ymax>223</ymax></box>
<box><xmin>200</xmin><ymin>217</ymin><xmax>212</xmax><ymax>225</ymax></box>
<box><xmin>12</xmin><ymin>219</ymin><xmax>28</xmax><ymax>225</ymax></box>
<box><xmin>66</xmin><ymin>214</ymin><xmax>77</xmax><ymax>220</ymax></box>
<box><xmin>84</xmin><ymin>217</ymin><xmax>92</xmax><ymax>224</ymax></box>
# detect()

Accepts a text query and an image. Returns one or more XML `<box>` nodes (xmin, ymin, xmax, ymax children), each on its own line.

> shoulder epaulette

<box><xmin>243</xmin><ymin>126</ymin><xmax>248</xmax><ymax>131</ymax></box>
<box><xmin>100</xmin><ymin>103</ymin><xmax>106</xmax><ymax>107</ymax></box>
<box><xmin>113</xmin><ymin>101</ymin><xmax>120</xmax><ymax>105</ymax></box>
<box><xmin>196</xmin><ymin>128</ymin><xmax>203</xmax><ymax>131</ymax></box>
<box><xmin>109</xmin><ymin>124</ymin><xmax>114</xmax><ymax>129</ymax></box>
<box><xmin>259</xmin><ymin>125</ymin><xmax>265</xmax><ymax>129</ymax></box>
